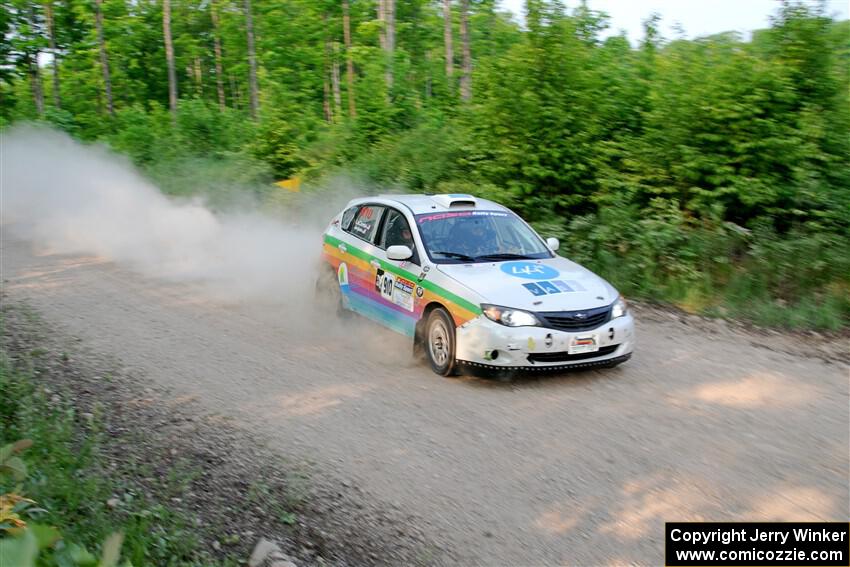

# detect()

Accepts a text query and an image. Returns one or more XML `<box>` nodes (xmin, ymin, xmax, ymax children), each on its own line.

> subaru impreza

<box><xmin>317</xmin><ymin>194</ymin><xmax>634</xmax><ymax>376</ymax></box>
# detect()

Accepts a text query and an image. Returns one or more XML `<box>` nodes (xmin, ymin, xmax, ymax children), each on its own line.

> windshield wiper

<box><xmin>431</xmin><ymin>251</ymin><xmax>476</xmax><ymax>262</ymax></box>
<box><xmin>475</xmin><ymin>253</ymin><xmax>536</xmax><ymax>260</ymax></box>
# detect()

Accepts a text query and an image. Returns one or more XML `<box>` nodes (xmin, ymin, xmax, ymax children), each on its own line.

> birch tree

<box><xmin>44</xmin><ymin>0</ymin><xmax>60</xmax><ymax>108</ymax></box>
<box><xmin>93</xmin><ymin>0</ymin><xmax>113</xmax><ymax>116</ymax></box>
<box><xmin>342</xmin><ymin>0</ymin><xmax>355</xmax><ymax>117</ymax></box>
<box><xmin>163</xmin><ymin>0</ymin><xmax>177</xmax><ymax>121</ymax></box>
<box><xmin>443</xmin><ymin>0</ymin><xmax>453</xmax><ymax>82</ymax></box>
<box><xmin>211</xmin><ymin>0</ymin><xmax>225</xmax><ymax>111</ymax></box>
<box><xmin>459</xmin><ymin>0</ymin><xmax>471</xmax><ymax>101</ymax></box>
<box><xmin>244</xmin><ymin>0</ymin><xmax>259</xmax><ymax>118</ymax></box>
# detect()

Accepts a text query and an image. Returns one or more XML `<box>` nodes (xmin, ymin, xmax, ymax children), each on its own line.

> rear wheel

<box><xmin>425</xmin><ymin>308</ymin><xmax>457</xmax><ymax>377</ymax></box>
<box><xmin>314</xmin><ymin>268</ymin><xmax>347</xmax><ymax>317</ymax></box>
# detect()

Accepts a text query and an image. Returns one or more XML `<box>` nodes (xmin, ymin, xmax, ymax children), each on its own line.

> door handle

<box><xmin>370</xmin><ymin>260</ymin><xmax>381</xmax><ymax>268</ymax></box>
<box><xmin>338</xmin><ymin>243</ymin><xmax>347</xmax><ymax>253</ymax></box>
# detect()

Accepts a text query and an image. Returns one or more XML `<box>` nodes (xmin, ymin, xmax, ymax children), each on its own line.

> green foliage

<box><xmin>0</xmin><ymin>349</ymin><xmax>216</xmax><ymax>565</ymax></box>
<box><xmin>1</xmin><ymin>0</ymin><xmax>848</xmax><ymax>328</ymax></box>
<box><xmin>145</xmin><ymin>152</ymin><xmax>275</xmax><ymax>208</ymax></box>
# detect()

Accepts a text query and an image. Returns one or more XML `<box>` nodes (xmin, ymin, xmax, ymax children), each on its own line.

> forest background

<box><xmin>2</xmin><ymin>0</ymin><xmax>848</xmax><ymax>329</ymax></box>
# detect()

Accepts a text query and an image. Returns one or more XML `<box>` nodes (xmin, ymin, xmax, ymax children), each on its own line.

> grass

<box><xmin>0</xmin><ymin>334</ymin><xmax>233</xmax><ymax>566</ymax></box>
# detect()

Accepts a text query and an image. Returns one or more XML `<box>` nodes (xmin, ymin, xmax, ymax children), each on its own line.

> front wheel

<box><xmin>425</xmin><ymin>308</ymin><xmax>457</xmax><ymax>377</ymax></box>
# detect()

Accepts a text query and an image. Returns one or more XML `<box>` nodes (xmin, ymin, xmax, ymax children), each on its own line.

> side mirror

<box><xmin>387</xmin><ymin>245</ymin><xmax>413</xmax><ymax>261</ymax></box>
<box><xmin>546</xmin><ymin>237</ymin><xmax>560</xmax><ymax>252</ymax></box>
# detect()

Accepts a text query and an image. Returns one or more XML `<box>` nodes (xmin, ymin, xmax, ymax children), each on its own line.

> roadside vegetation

<box><xmin>0</xmin><ymin>322</ymin><xmax>226</xmax><ymax>565</ymax></box>
<box><xmin>1</xmin><ymin>1</ymin><xmax>848</xmax><ymax>330</ymax></box>
<box><xmin>1</xmin><ymin>304</ymin><xmax>433</xmax><ymax>566</ymax></box>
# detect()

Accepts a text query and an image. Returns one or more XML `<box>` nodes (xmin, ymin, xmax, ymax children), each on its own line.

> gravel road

<box><xmin>3</xmin><ymin>232</ymin><xmax>848</xmax><ymax>566</ymax></box>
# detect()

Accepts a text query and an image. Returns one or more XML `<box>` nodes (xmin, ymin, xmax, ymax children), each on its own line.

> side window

<box><xmin>346</xmin><ymin>205</ymin><xmax>385</xmax><ymax>243</ymax></box>
<box><xmin>340</xmin><ymin>206</ymin><xmax>358</xmax><ymax>231</ymax></box>
<box><xmin>379</xmin><ymin>209</ymin><xmax>414</xmax><ymax>249</ymax></box>
<box><xmin>380</xmin><ymin>208</ymin><xmax>420</xmax><ymax>265</ymax></box>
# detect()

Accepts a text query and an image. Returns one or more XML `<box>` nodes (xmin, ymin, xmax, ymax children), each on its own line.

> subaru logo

<box><xmin>573</xmin><ymin>313</ymin><xmax>588</xmax><ymax>319</ymax></box>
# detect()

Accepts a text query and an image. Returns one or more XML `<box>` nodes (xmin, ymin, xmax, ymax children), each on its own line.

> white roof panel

<box><xmin>377</xmin><ymin>193</ymin><xmax>510</xmax><ymax>215</ymax></box>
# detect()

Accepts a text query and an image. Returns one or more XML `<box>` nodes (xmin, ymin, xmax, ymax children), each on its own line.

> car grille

<box><xmin>527</xmin><ymin>344</ymin><xmax>619</xmax><ymax>364</ymax></box>
<box><xmin>537</xmin><ymin>305</ymin><xmax>611</xmax><ymax>333</ymax></box>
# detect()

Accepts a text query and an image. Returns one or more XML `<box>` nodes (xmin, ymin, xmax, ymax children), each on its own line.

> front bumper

<box><xmin>455</xmin><ymin>312</ymin><xmax>635</xmax><ymax>369</ymax></box>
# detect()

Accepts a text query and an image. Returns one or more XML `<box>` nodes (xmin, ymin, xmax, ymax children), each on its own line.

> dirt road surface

<box><xmin>3</xmin><ymin>233</ymin><xmax>848</xmax><ymax>566</ymax></box>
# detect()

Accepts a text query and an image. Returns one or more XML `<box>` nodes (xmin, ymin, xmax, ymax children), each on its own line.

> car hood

<box><xmin>436</xmin><ymin>256</ymin><xmax>618</xmax><ymax>312</ymax></box>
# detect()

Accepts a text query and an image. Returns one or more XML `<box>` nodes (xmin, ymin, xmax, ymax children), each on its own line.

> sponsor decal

<box><xmin>417</xmin><ymin>210</ymin><xmax>509</xmax><ymax>223</ymax></box>
<box><xmin>353</xmin><ymin>219</ymin><xmax>372</xmax><ymax>235</ymax></box>
<box><xmin>393</xmin><ymin>276</ymin><xmax>415</xmax><ymax>311</ymax></box>
<box><xmin>538</xmin><ymin>280</ymin><xmax>560</xmax><ymax>294</ymax></box>
<box><xmin>522</xmin><ymin>279</ymin><xmax>585</xmax><ymax>295</ymax></box>
<box><xmin>522</xmin><ymin>282</ymin><xmax>547</xmax><ymax>296</ymax></box>
<box><xmin>376</xmin><ymin>268</ymin><xmax>393</xmax><ymax>298</ymax></box>
<box><xmin>375</xmin><ymin>268</ymin><xmax>414</xmax><ymax>311</ymax></box>
<box><xmin>501</xmin><ymin>261</ymin><xmax>560</xmax><ymax>280</ymax></box>
<box><xmin>415</xmin><ymin>285</ymin><xmax>424</xmax><ymax>298</ymax></box>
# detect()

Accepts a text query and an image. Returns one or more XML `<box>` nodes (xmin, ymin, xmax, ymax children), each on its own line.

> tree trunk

<box><xmin>26</xmin><ymin>53</ymin><xmax>45</xmax><ymax>115</ymax></box>
<box><xmin>323</xmin><ymin>69</ymin><xmax>332</xmax><ymax>123</ymax></box>
<box><xmin>163</xmin><ymin>0</ymin><xmax>178</xmax><ymax>122</ymax></box>
<box><xmin>377</xmin><ymin>0</ymin><xmax>385</xmax><ymax>50</ymax></box>
<box><xmin>44</xmin><ymin>0</ymin><xmax>61</xmax><ymax>109</ymax></box>
<box><xmin>322</xmin><ymin>14</ymin><xmax>332</xmax><ymax>123</ymax></box>
<box><xmin>443</xmin><ymin>0</ymin><xmax>453</xmax><ymax>81</ymax></box>
<box><xmin>342</xmin><ymin>0</ymin><xmax>356</xmax><ymax>117</ymax></box>
<box><xmin>26</xmin><ymin>6</ymin><xmax>44</xmax><ymax>115</ymax></box>
<box><xmin>331</xmin><ymin>43</ymin><xmax>342</xmax><ymax>120</ymax></box>
<box><xmin>94</xmin><ymin>0</ymin><xmax>114</xmax><ymax>116</ymax></box>
<box><xmin>459</xmin><ymin>0</ymin><xmax>471</xmax><ymax>101</ymax></box>
<box><xmin>194</xmin><ymin>56</ymin><xmax>203</xmax><ymax>95</ymax></box>
<box><xmin>383</xmin><ymin>0</ymin><xmax>394</xmax><ymax>90</ymax></box>
<box><xmin>211</xmin><ymin>0</ymin><xmax>226</xmax><ymax>111</ymax></box>
<box><xmin>244</xmin><ymin>0</ymin><xmax>259</xmax><ymax>119</ymax></box>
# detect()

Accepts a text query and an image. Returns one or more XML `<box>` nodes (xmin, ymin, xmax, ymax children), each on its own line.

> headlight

<box><xmin>481</xmin><ymin>304</ymin><xmax>540</xmax><ymax>327</ymax></box>
<box><xmin>611</xmin><ymin>296</ymin><xmax>628</xmax><ymax>319</ymax></box>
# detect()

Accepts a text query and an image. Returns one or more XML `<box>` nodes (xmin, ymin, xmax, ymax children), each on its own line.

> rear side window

<box><xmin>346</xmin><ymin>205</ymin><xmax>385</xmax><ymax>243</ymax></box>
<box><xmin>340</xmin><ymin>206</ymin><xmax>358</xmax><ymax>231</ymax></box>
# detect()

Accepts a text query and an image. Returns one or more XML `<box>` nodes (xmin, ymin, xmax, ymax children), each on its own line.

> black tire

<box><xmin>424</xmin><ymin>308</ymin><xmax>457</xmax><ymax>377</ymax></box>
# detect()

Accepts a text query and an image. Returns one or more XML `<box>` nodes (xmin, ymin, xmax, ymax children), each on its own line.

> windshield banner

<box><xmin>417</xmin><ymin>210</ymin><xmax>509</xmax><ymax>223</ymax></box>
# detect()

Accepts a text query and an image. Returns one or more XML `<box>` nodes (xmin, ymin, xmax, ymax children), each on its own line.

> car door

<box><xmin>332</xmin><ymin>203</ymin><xmax>386</xmax><ymax>312</ymax></box>
<box><xmin>370</xmin><ymin>208</ymin><xmax>423</xmax><ymax>336</ymax></box>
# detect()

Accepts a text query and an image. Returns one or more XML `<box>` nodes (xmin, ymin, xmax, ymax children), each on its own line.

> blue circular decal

<box><xmin>500</xmin><ymin>261</ymin><xmax>559</xmax><ymax>280</ymax></box>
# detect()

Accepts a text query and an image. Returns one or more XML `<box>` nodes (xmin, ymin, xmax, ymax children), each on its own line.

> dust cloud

<box><xmin>1</xmin><ymin>125</ymin><xmax>353</xmax><ymax>316</ymax></box>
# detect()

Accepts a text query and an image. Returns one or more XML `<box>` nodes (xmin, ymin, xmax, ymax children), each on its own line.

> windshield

<box><xmin>415</xmin><ymin>210</ymin><xmax>553</xmax><ymax>264</ymax></box>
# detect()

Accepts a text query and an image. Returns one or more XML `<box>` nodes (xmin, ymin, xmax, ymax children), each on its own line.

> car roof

<box><xmin>352</xmin><ymin>193</ymin><xmax>511</xmax><ymax>215</ymax></box>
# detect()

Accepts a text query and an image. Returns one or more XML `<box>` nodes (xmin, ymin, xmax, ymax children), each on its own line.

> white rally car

<box><xmin>318</xmin><ymin>193</ymin><xmax>634</xmax><ymax>376</ymax></box>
